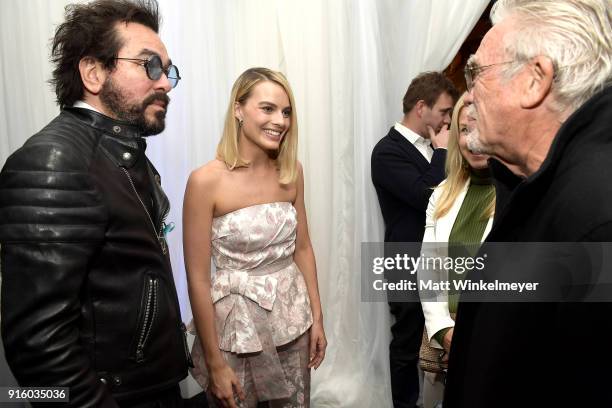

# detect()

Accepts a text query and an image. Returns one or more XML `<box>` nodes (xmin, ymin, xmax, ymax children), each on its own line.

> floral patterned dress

<box><xmin>189</xmin><ymin>202</ymin><xmax>313</xmax><ymax>407</ymax></box>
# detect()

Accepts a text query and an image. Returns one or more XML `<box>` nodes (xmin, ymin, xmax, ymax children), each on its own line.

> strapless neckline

<box><xmin>213</xmin><ymin>201</ymin><xmax>294</xmax><ymax>221</ymax></box>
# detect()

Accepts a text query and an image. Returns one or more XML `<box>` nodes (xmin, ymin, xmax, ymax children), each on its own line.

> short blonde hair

<box><xmin>434</xmin><ymin>94</ymin><xmax>495</xmax><ymax>220</ymax></box>
<box><xmin>216</xmin><ymin>67</ymin><xmax>298</xmax><ymax>185</ymax></box>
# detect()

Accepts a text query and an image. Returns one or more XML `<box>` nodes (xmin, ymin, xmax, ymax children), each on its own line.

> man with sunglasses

<box><xmin>0</xmin><ymin>1</ymin><xmax>189</xmax><ymax>407</ymax></box>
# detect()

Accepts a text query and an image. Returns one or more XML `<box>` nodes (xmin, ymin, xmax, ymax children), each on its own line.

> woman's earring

<box><xmin>238</xmin><ymin>119</ymin><xmax>244</xmax><ymax>127</ymax></box>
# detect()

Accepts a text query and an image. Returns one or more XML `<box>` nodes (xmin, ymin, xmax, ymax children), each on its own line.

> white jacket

<box><xmin>419</xmin><ymin>179</ymin><xmax>493</xmax><ymax>348</ymax></box>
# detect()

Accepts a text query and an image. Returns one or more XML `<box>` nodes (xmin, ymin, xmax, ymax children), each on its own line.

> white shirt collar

<box><xmin>394</xmin><ymin>122</ymin><xmax>429</xmax><ymax>147</ymax></box>
<box><xmin>394</xmin><ymin>121</ymin><xmax>433</xmax><ymax>162</ymax></box>
<box><xmin>73</xmin><ymin>100</ymin><xmax>102</xmax><ymax>114</ymax></box>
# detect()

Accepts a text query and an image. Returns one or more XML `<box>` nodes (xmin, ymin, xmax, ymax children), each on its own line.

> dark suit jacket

<box><xmin>371</xmin><ymin>126</ymin><xmax>447</xmax><ymax>243</ymax></box>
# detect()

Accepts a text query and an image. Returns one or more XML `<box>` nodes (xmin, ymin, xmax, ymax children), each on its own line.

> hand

<box><xmin>442</xmin><ymin>327</ymin><xmax>454</xmax><ymax>354</ymax></box>
<box><xmin>428</xmin><ymin>125</ymin><xmax>449</xmax><ymax>149</ymax></box>
<box><xmin>308</xmin><ymin>321</ymin><xmax>327</xmax><ymax>369</ymax></box>
<box><xmin>208</xmin><ymin>362</ymin><xmax>245</xmax><ymax>408</ymax></box>
<box><xmin>441</xmin><ymin>350</ymin><xmax>449</xmax><ymax>364</ymax></box>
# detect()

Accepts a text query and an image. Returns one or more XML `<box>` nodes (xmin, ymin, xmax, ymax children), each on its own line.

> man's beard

<box><xmin>99</xmin><ymin>77</ymin><xmax>170</xmax><ymax>136</ymax></box>
<box><xmin>465</xmin><ymin>104</ymin><xmax>491</xmax><ymax>155</ymax></box>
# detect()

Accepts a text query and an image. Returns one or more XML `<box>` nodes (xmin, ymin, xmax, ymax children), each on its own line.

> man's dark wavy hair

<box><xmin>50</xmin><ymin>0</ymin><xmax>160</xmax><ymax>108</ymax></box>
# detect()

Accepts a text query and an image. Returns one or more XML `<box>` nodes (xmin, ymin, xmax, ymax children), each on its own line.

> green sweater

<box><xmin>433</xmin><ymin>169</ymin><xmax>494</xmax><ymax>346</ymax></box>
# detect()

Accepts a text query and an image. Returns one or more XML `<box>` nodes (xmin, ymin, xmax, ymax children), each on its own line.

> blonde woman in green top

<box><xmin>419</xmin><ymin>93</ymin><xmax>496</xmax><ymax>408</ymax></box>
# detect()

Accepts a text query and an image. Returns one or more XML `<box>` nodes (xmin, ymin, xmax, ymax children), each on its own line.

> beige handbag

<box><xmin>419</xmin><ymin>328</ymin><xmax>448</xmax><ymax>373</ymax></box>
<box><xmin>419</xmin><ymin>313</ymin><xmax>456</xmax><ymax>373</ymax></box>
<box><xmin>418</xmin><ymin>327</ymin><xmax>448</xmax><ymax>373</ymax></box>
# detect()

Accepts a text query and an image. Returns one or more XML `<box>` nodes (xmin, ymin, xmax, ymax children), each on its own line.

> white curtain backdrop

<box><xmin>0</xmin><ymin>0</ymin><xmax>488</xmax><ymax>406</ymax></box>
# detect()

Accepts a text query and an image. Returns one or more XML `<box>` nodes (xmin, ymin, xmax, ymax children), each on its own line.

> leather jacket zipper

<box><xmin>135</xmin><ymin>276</ymin><xmax>158</xmax><ymax>363</ymax></box>
<box><xmin>120</xmin><ymin>167</ymin><xmax>169</xmax><ymax>254</ymax></box>
<box><xmin>180</xmin><ymin>322</ymin><xmax>194</xmax><ymax>368</ymax></box>
<box><xmin>120</xmin><ymin>168</ymin><xmax>190</xmax><ymax>368</ymax></box>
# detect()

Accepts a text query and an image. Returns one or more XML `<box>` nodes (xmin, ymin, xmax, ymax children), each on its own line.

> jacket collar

<box><xmin>494</xmin><ymin>86</ymin><xmax>612</xmax><ymax>188</ymax></box>
<box><xmin>64</xmin><ymin>106</ymin><xmax>143</xmax><ymax>139</ymax></box>
<box><xmin>62</xmin><ymin>107</ymin><xmax>170</xmax><ymax>235</ymax></box>
<box><xmin>489</xmin><ymin>86</ymin><xmax>612</xmax><ymax>234</ymax></box>
<box><xmin>535</xmin><ymin>86</ymin><xmax>612</xmax><ymax>180</ymax></box>
<box><xmin>63</xmin><ymin>107</ymin><xmax>146</xmax><ymax>169</ymax></box>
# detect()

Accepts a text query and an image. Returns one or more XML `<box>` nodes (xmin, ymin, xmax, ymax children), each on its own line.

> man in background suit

<box><xmin>371</xmin><ymin>72</ymin><xmax>458</xmax><ymax>407</ymax></box>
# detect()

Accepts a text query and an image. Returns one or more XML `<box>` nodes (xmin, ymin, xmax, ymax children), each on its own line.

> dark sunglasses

<box><xmin>114</xmin><ymin>55</ymin><xmax>181</xmax><ymax>88</ymax></box>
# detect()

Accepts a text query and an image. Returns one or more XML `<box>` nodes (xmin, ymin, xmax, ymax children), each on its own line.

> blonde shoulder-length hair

<box><xmin>433</xmin><ymin>93</ymin><xmax>495</xmax><ymax>220</ymax></box>
<box><xmin>216</xmin><ymin>67</ymin><xmax>298</xmax><ymax>185</ymax></box>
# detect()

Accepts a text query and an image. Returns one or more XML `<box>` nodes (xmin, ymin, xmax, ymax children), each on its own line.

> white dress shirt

<box><xmin>394</xmin><ymin>122</ymin><xmax>433</xmax><ymax>162</ymax></box>
<box><xmin>73</xmin><ymin>100</ymin><xmax>101</xmax><ymax>113</ymax></box>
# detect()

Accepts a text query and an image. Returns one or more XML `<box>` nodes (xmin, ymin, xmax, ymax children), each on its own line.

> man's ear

<box><xmin>79</xmin><ymin>56</ymin><xmax>107</xmax><ymax>95</ymax></box>
<box><xmin>415</xmin><ymin>99</ymin><xmax>426</xmax><ymax>118</ymax></box>
<box><xmin>520</xmin><ymin>56</ymin><xmax>554</xmax><ymax>109</ymax></box>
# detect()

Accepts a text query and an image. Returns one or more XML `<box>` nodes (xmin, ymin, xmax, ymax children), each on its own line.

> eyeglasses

<box><xmin>464</xmin><ymin>58</ymin><xmax>514</xmax><ymax>91</ymax></box>
<box><xmin>114</xmin><ymin>55</ymin><xmax>181</xmax><ymax>88</ymax></box>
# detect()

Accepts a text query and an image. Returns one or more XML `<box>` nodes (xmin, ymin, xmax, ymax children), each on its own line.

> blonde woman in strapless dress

<box><xmin>183</xmin><ymin>67</ymin><xmax>327</xmax><ymax>408</ymax></box>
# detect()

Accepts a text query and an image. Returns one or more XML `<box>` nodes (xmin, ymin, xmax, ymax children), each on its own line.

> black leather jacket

<box><xmin>0</xmin><ymin>108</ymin><xmax>190</xmax><ymax>407</ymax></box>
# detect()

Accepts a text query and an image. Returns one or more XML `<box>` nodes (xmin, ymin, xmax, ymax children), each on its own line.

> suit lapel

<box><xmin>387</xmin><ymin>127</ymin><xmax>430</xmax><ymax>168</ymax></box>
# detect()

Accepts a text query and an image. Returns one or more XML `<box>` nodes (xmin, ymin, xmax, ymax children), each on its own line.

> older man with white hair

<box><xmin>444</xmin><ymin>0</ymin><xmax>612</xmax><ymax>407</ymax></box>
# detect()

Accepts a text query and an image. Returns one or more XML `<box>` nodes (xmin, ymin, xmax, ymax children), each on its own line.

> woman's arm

<box><xmin>183</xmin><ymin>168</ymin><xmax>244</xmax><ymax>407</ymax></box>
<box><xmin>292</xmin><ymin>162</ymin><xmax>327</xmax><ymax>369</ymax></box>
<box><xmin>419</xmin><ymin>185</ymin><xmax>455</xmax><ymax>350</ymax></box>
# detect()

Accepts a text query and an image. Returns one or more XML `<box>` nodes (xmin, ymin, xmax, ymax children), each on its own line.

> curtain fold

<box><xmin>0</xmin><ymin>1</ymin><xmax>489</xmax><ymax>405</ymax></box>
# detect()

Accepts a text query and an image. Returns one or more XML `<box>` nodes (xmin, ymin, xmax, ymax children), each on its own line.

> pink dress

<box><xmin>189</xmin><ymin>202</ymin><xmax>313</xmax><ymax>406</ymax></box>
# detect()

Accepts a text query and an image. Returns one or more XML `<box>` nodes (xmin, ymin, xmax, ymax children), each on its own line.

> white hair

<box><xmin>491</xmin><ymin>0</ymin><xmax>612</xmax><ymax>114</ymax></box>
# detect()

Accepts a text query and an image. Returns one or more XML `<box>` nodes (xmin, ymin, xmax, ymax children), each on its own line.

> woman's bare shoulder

<box><xmin>187</xmin><ymin>159</ymin><xmax>230</xmax><ymax>192</ymax></box>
